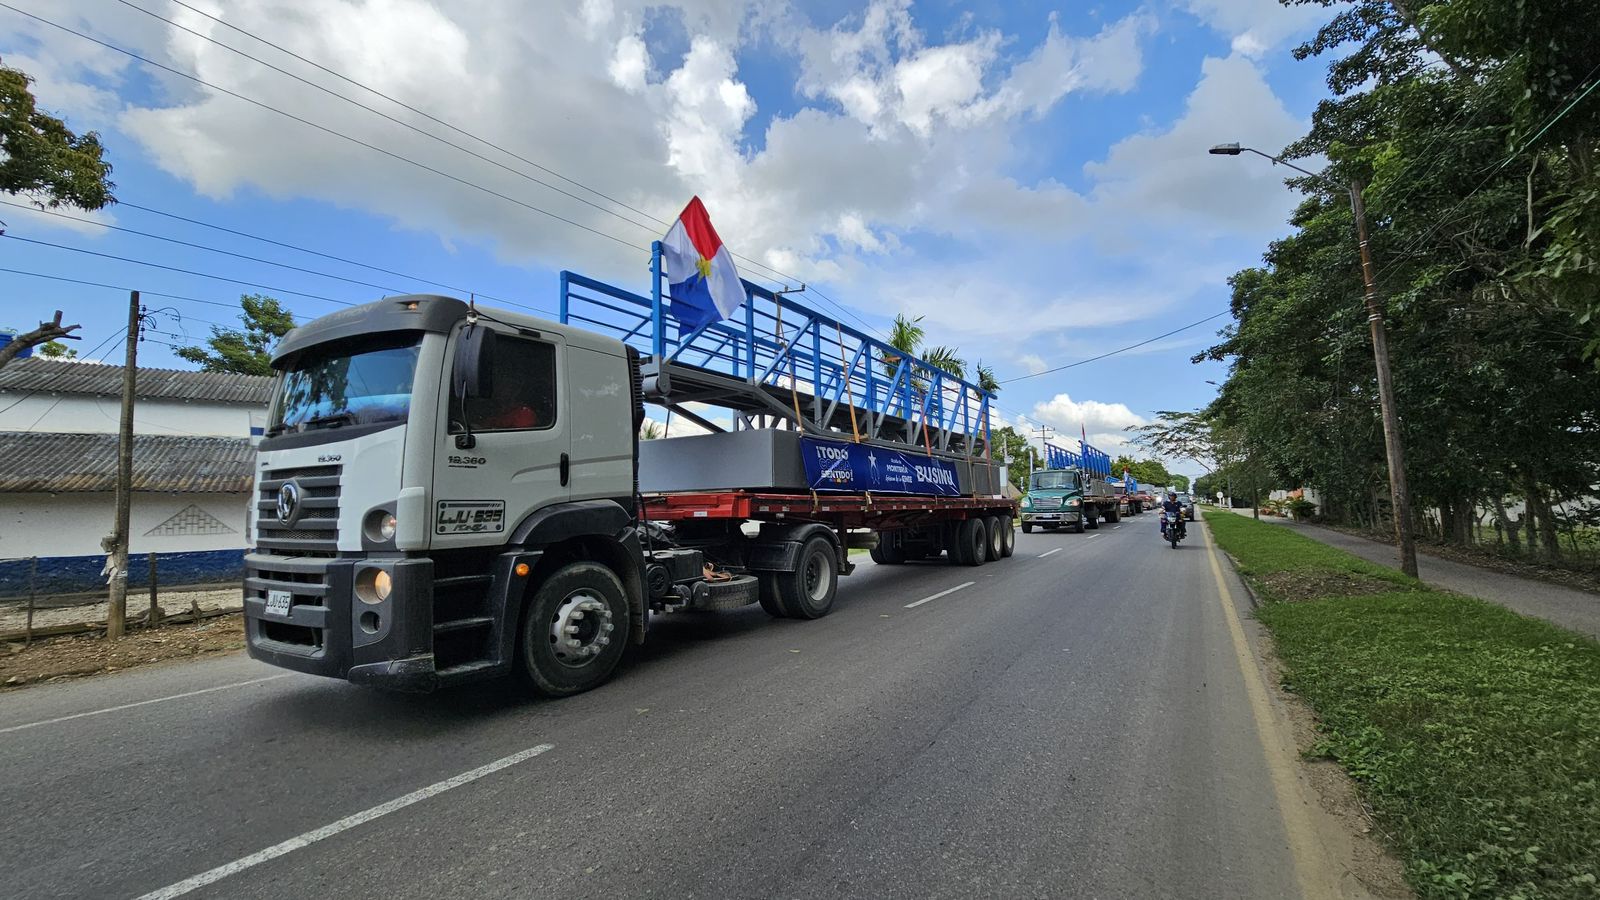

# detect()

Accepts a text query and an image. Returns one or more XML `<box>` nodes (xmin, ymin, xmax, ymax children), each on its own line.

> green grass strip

<box><xmin>1203</xmin><ymin>511</ymin><xmax>1600</xmax><ymax>899</ymax></box>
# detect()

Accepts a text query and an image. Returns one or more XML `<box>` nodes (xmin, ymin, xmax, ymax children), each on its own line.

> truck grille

<box><xmin>245</xmin><ymin>554</ymin><xmax>329</xmax><ymax>653</ymax></box>
<box><xmin>256</xmin><ymin>464</ymin><xmax>341</xmax><ymax>556</ymax></box>
<box><xmin>1032</xmin><ymin>497</ymin><xmax>1062</xmax><ymax>510</ymax></box>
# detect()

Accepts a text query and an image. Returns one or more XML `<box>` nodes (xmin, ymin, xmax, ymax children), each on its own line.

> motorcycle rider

<box><xmin>1161</xmin><ymin>491</ymin><xmax>1187</xmax><ymax>539</ymax></box>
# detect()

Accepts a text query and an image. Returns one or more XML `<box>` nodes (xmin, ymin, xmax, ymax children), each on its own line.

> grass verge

<box><xmin>1205</xmin><ymin>511</ymin><xmax>1600</xmax><ymax>900</ymax></box>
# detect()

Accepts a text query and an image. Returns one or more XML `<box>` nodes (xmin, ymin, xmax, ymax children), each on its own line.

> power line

<box><xmin>0</xmin><ymin>266</ymin><xmax>307</xmax><ymax>319</ymax></box>
<box><xmin>107</xmin><ymin>0</ymin><xmax>886</xmax><ymax>336</ymax></box>
<box><xmin>115</xmin><ymin>201</ymin><xmax>524</xmax><ymax>307</ymax></box>
<box><xmin>2</xmin><ymin>200</ymin><xmax>405</xmax><ymax>294</ymax></box>
<box><xmin>3</xmin><ymin>4</ymin><xmax>651</xmax><ymax>257</ymax></box>
<box><xmin>1</xmin><ymin>233</ymin><xmax>358</xmax><ymax>306</ymax></box>
<box><xmin>998</xmin><ymin>311</ymin><xmax>1230</xmax><ymax>383</ymax></box>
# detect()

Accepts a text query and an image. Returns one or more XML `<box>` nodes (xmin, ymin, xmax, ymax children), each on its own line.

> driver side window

<box><xmin>450</xmin><ymin>336</ymin><xmax>557</xmax><ymax>433</ymax></box>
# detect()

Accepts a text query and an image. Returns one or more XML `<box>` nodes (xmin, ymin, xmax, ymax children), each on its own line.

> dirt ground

<box><xmin>0</xmin><ymin>586</ymin><xmax>240</xmax><ymax>634</ymax></box>
<box><xmin>0</xmin><ymin>615</ymin><xmax>245</xmax><ymax>690</ymax></box>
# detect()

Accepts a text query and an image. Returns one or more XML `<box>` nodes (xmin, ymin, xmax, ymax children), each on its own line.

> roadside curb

<box><xmin>1221</xmin><ymin>551</ymin><xmax>1261</xmax><ymax>609</ymax></box>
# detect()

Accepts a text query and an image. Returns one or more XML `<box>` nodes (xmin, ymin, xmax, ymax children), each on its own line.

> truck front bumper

<box><xmin>1020</xmin><ymin>510</ymin><xmax>1081</xmax><ymax>524</ymax></box>
<box><xmin>243</xmin><ymin>554</ymin><xmax>440</xmax><ymax>692</ymax></box>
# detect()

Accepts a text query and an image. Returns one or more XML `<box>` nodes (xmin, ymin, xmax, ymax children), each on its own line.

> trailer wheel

<box><xmin>983</xmin><ymin>515</ymin><xmax>1003</xmax><ymax>562</ymax></box>
<box><xmin>952</xmin><ymin>517</ymin><xmax>987</xmax><ymax>567</ymax></box>
<box><xmin>515</xmin><ymin>562</ymin><xmax>630</xmax><ymax>697</ymax></box>
<box><xmin>777</xmin><ymin>536</ymin><xmax>838</xmax><ymax>619</ymax></box>
<box><xmin>870</xmin><ymin>539</ymin><xmax>906</xmax><ymax>565</ymax></box>
<box><xmin>999</xmin><ymin>516</ymin><xmax>1015</xmax><ymax>558</ymax></box>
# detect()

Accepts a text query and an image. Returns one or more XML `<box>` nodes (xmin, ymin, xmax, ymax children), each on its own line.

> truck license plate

<box><xmin>265</xmin><ymin>589</ymin><xmax>293</xmax><ymax>618</ymax></box>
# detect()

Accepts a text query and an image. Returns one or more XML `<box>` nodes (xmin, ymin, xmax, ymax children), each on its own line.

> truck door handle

<box><xmin>560</xmin><ymin>452</ymin><xmax>570</xmax><ymax>486</ymax></box>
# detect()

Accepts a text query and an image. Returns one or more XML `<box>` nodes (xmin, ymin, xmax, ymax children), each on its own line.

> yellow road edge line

<box><xmin>1202</xmin><ymin>522</ymin><xmax>1339</xmax><ymax>900</ymax></box>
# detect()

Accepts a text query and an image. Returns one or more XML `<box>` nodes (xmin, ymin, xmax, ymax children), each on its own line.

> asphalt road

<box><xmin>2</xmin><ymin>518</ymin><xmax>1320</xmax><ymax>899</ymax></box>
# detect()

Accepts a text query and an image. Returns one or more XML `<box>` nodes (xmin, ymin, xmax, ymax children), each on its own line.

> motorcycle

<box><xmin>1160</xmin><ymin>510</ymin><xmax>1185</xmax><ymax>549</ymax></box>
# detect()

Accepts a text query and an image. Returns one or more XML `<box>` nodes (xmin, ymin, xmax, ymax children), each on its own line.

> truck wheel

<box><xmin>999</xmin><ymin>516</ymin><xmax>1015</xmax><ymax>558</ymax></box>
<box><xmin>1071</xmin><ymin>516</ymin><xmax>1085</xmax><ymax>534</ymax></box>
<box><xmin>1105</xmin><ymin>505</ymin><xmax>1120</xmax><ymax>524</ymax></box>
<box><xmin>516</xmin><ymin>562</ymin><xmax>630</xmax><ymax>697</ymax></box>
<box><xmin>983</xmin><ymin>515</ymin><xmax>1003</xmax><ymax>562</ymax></box>
<box><xmin>1085</xmin><ymin>512</ymin><xmax>1099</xmax><ymax>530</ymax></box>
<box><xmin>953</xmin><ymin>517</ymin><xmax>987</xmax><ymax>567</ymax></box>
<box><xmin>777</xmin><ymin>536</ymin><xmax>838</xmax><ymax>619</ymax></box>
<box><xmin>870</xmin><ymin>539</ymin><xmax>906</xmax><ymax>565</ymax></box>
<box><xmin>1021</xmin><ymin>522</ymin><xmax>1033</xmax><ymax>534</ymax></box>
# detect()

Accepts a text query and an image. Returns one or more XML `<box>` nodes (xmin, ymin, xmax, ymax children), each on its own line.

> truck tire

<box><xmin>1085</xmin><ymin>510</ymin><xmax>1099</xmax><ymax>530</ymax></box>
<box><xmin>983</xmin><ymin>515</ymin><xmax>1003</xmax><ymax>562</ymax></box>
<box><xmin>870</xmin><ymin>540</ymin><xmax>906</xmax><ymax>565</ymax></box>
<box><xmin>1021</xmin><ymin>521</ymin><xmax>1033</xmax><ymax>534</ymax></box>
<box><xmin>998</xmin><ymin>516</ymin><xmax>1015</xmax><ymax>558</ymax></box>
<box><xmin>952</xmin><ymin>517</ymin><xmax>987</xmax><ymax>567</ymax></box>
<box><xmin>1105</xmin><ymin>504</ymin><xmax>1120</xmax><ymax>524</ymax></box>
<box><xmin>515</xmin><ymin>562</ymin><xmax>630</xmax><ymax>697</ymax></box>
<box><xmin>777</xmin><ymin>536</ymin><xmax>838</xmax><ymax>619</ymax></box>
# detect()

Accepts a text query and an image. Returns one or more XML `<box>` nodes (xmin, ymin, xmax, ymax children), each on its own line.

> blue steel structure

<box><xmin>560</xmin><ymin>242</ymin><xmax>995</xmax><ymax>457</ymax></box>
<box><xmin>1043</xmin><ymin>441</ymin><xmax>1112</xmax><ymax>475</ymax></box>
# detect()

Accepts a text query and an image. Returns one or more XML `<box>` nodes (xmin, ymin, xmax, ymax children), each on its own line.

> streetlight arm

<box><xmin>1237</xmin><ymin>147</ymin><xmax>1347</xmax><ymax>193</ymax></box>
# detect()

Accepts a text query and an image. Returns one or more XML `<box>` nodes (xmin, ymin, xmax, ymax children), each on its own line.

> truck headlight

<box><xmin>1021</xmin><ymin>496</ymin><xmax>1032</xmax><ymax>508</ymax></box>
<box><xmin>1068</xmin><ymin>498</ymin><xmax>1081</xmax><ymax>507</ymax></box>
<box><xmin>356</xmin><ymin>568</ymin><xmax>392</xmax><ymax>604</ymax></box>
<box><xmin>364</xmin><ymin>509</ymin><xmax>398</xmax><ymax>542</ymax></box>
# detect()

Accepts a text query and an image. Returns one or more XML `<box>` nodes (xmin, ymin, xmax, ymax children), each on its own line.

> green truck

<box><xmin>1019</xmin><ymin>467</ymin><xmax>1125</xmax><ymax>533</ymax></box>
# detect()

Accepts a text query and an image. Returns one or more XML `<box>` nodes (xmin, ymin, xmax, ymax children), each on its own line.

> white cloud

<box><xmin>1029</xmin><ymin>392</ymin><xmax>1147</xmax><ymax>449</ymax></box>
<box><xmin>1086</xmin><ymin>54</ymin><xmax>1309</xmax><ymax>236</ymax></box>
<box><xmin>1017</xmin><ymin>354</ymin><xmax>1047</xmax><ymax>375</ymax></box>
<box><xmin>1182</xmin><ymin>0</ymin><xmax>1326</xmax><ymax>58</ymax></box>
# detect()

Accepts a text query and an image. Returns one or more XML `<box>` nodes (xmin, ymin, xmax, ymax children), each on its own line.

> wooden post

<box><xmin>146</xmin><ymin>552</ymin><xmax>162</xmax><ymax>627</ymax></box>
<box><xmin>191</xmin><ymin>598</ymin><xmax>202</xmax><ymax>629</ymax></box>
<box><xmin>107</xmin><ymin>291</ymin><xmax>141</xmax><ymax>640</ymax></box>
<box><xmin>25</xmin><ymin>557</ymin><xmax>37</xmax><ymax>647</ymax></box>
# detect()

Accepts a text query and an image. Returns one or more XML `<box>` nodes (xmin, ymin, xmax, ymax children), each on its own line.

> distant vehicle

<box><xmin>1020</xmin><ymin>443</ymin><xmax>1122</xmax><ymax>533</ymax></box>
<box><xmin>1176</xmin><ymin>492</ymin><xmax>1196</xmax><ymax>520</ymax></box>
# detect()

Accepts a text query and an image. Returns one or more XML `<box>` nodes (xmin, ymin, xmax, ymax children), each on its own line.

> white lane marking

<box><xmin>134</xmin><ymin>743</ymin><xmax>556</xmax><ymax>900</ymax></box>
<box><xmin>1086</xmin><ymin>534</ymin><xmax>1101</xmax><ymax>539</ymax></box>
<box><xmin>905</xmin><ymin>581</ymin><xmax>975</xmax><ymax>609</ymax></box>
<box><xmin>1038</xmin><ymin>548</ymin><xmax>1063</xmax><ymax>558</ymax></box>
<box><xmin>0</xmin><ymin>674</ymin><xmax>292</xmax><ymax>735</ymax></box>
<box><xmin>1113</xmin><ymin>524</ymin><xmax>1122</xmax><ymax>529</ymax></box>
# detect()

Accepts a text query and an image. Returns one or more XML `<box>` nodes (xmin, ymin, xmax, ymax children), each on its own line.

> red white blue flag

<box><xmin>662</xmin><ymin>196</ymin><xmax>744</xmax><ymax>330</ymax></box>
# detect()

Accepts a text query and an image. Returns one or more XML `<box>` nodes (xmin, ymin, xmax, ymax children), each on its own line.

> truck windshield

<box><xmin>268</xmin><ymin>333</ymin><xmax>422</xmax><ymax>436</ymax></box>
<box><xmin>1029</xmin><ymin>471</ymin><xmax>1078</xmax><ymax>491</ymax></box>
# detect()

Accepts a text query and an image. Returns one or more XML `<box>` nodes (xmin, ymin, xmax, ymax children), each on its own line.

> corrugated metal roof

<box><xmin>0</xmin><ymin>358</ymin><xmax>272</xmax><ymax>404</ymax></box>
<box><xmin>0</xmin><ymin>431</ymin><xmax>254</xmax><ymax>493</ymax></box>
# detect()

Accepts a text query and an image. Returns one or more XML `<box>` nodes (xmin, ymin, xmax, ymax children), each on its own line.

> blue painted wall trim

<box><xmin>0</xmin><ymin>549</ymin><xmax>244</xmax><ymax>598</ymax></box>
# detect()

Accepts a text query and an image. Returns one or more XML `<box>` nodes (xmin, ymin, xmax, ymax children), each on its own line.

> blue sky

<box><xmin>2</xmin><ymin>0</ymin><xmax>1335</xmax><ymax>477</ymax></box>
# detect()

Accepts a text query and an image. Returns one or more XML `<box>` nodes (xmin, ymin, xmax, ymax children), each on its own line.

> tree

<box><xmin>975</xmin><ymin>361</ymin><xmax>1000</xmax><ymax>396</ymax></box>
<box><xmin>640</xmin><ymin>419</ymin><xmax>663</xmax><ymax>440</ymax></box>
<box><xmin>38</xmin><ymin>340</ymin><xmax>76</xmax><ymax>358</ymax></box>
<box><xmin>0</xmin><ymin>309</ymin><xmax>80</xmax><ymax>372</ymax></box>
<box><xmin>0</xmin><ymin>62</ymin><xmax>114</xmax><ymax>212</ymax></box>
<box><xmin>880</xmin><ymin>313</ymin><xmax>925</xmax><ymax>378</ymax></box>
<box><xmin>175</xmin><ymin>294</ymin><xmax>295</xmax><ymax>375</ymax></box>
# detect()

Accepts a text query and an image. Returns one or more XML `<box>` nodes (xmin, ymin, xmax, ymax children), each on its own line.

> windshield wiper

<box><xmin>300</xmin><ymin>412</ymin><xmax>357</xmax><ymax>431</ymax></box>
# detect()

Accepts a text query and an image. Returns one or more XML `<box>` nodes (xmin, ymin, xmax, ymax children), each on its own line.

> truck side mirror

<box><xmin>453</xmin><ymin>324</ymin><xmax>497</xmax><ymax>400</ymax></box>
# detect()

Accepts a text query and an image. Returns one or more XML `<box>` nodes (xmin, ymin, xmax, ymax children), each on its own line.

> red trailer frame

<box><xmin>643</xmin><ymin>490</ymin><xmax>1017</xmax><ymax>531</ymax></box>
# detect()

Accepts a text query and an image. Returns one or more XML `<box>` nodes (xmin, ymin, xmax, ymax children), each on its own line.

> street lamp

<box><xmin>1208</xmin><ymin>142</ymin><xmax>1418</xmax><ymax>578</ymax></box>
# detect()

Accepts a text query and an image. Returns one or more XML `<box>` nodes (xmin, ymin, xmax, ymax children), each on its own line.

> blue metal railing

<box><xmin>1044</xmin><ymin>441</ymin><xmax>1112</xmax><ymax>475</ymax></box>
<box><xmin>560</xmin><ymin>242</ymin><xmax>995</xmax><ymax>452</ymax></box>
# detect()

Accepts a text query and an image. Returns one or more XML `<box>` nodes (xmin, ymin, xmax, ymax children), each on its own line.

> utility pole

<box><xmin>107</xmin><ymin>291</ymin><xmax>141</xmax><ymax>640</ymax></box>
<box><xmin>1208</xmin><ymin>144</ymin><xmax>1418</xmax><ymax>578</ymax></box>
<box><xmin>1348</xmin><ymin>180</ymin><xmax>1418</xmax><ymax>578</ymax></box>
<box><xmin>1029</xmin><ymin>425</ymin><xmax>1054</xmax><ymax>475</ymax></box>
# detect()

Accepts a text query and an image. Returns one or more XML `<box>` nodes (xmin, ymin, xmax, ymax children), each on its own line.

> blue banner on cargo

<box><xmin>800</xmin><ymin>438</ymin><xmax>963</xmax><ymax>496</ymax></box>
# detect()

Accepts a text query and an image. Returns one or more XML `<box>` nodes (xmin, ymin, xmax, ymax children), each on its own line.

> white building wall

<box><xmin>0</xmin><ymin>492</ymin><xmax>251</xmax><ymax>559</ymax></box>
<box><xmin>0</xmin><ymin>393</ymin><xmax>263</xmax><ymax>437</ymax></box>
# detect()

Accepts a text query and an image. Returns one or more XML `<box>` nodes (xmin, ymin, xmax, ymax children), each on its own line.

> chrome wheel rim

<box><xmin>548</xmin><ymin>590</ymin><xmax>614</xmax><ymax>668</ymax></box>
